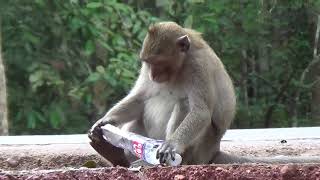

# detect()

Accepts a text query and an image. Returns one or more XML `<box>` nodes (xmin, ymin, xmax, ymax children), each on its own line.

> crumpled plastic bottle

<box><xmin>101</xmin><ymin>124</ymin><xmax>182</xmax><ymax>166</ymax></box>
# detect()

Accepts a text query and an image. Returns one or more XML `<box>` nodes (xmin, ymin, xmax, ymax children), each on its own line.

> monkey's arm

<box><xmin>89</xmin><ymin>91</ymin><xmax>144</xmax><ymax>142</ymax></box>
<box><xmin>98</xmin><ymin>93</ymin><xmax>144</xmax><ymax>126</ymax></box>
<box><xmin>89</xmin><ymin>72</ymin><xmax>147</xmax><ymax>139</ymax></box>
<box><xmin>88</xmin><ymin>85</ymin><xmax>145</xmax><ymax>167</ymax></box>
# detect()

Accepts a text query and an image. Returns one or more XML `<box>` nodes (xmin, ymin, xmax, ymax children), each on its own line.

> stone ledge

<box><xmin>1</xmin><ymin>127</ymin><xmax>320</xmax><ymax>145</ymax></box>
<box><xmin>0</xmin><ymin>127</ymin><xmax>320</xmax><ymax>171</ymax></box>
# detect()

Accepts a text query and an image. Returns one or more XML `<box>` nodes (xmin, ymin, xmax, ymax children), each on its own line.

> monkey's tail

<box><xmin>212</xmin><ymin>151</ymin><xmax>320</xmax><ymax>164</ymax></box>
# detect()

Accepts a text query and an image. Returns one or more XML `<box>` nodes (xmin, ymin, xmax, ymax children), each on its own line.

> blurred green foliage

<box><xmin>1</xmin><ymin>0</ymin><xmax>320</xmax><ymax>134</ymax></box>
<box><xmin>1</xmin><ymin>0</ymin><xmax>156</xmax><ymax>134</ymax></box>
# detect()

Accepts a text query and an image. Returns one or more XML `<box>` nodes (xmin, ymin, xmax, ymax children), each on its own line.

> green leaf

<box><xmin>184</xmin><ymin>15</ymin><xmax>193</xmax><ymax>28</ymax></box>
<box><xmin>113</xmin><ymin>35</ymin><xmax>126</xmax><ymax>46</ymax></box>
<box><xmin>85</xmin><ymin>40</ymin><xmax>95</xmax><ymax>55</ymax></box>
<box><xmin>23</xmin><ymin>32</ymin><xmax>40</xmax><ymax>45</ymax></box>
<box><xmin>82</xmin><ymin>160</ymin><xmax>97</xmax><ymax>168</ymax></box>
<box><xmin>104</xmin><ymin>74</ymin><xmax>117</xmax><ymax>87</ymax></box>
<box><xmin>29</xmin><ymin>71</ymin><xmax>42</xmax><ymax>83</ymax></box>
<box><xmin>35</xmin><ymin>112</ymin><xmax>46</xmax><ymax>123</ymax></box>
<box><xmin>35</xmin><ymin>0</ymin><xmax>45</xmax><ymax>7</ymax></box>
<box><xmin>86</xmin><ymin>2</ymin><xmax>103</xmax><ymax>9</ymax></box>
<box><xmin>70</xmin><ymin>18</ymin><xmax>84</xmax><ymax>31</ymax></box>
<box><xmin>189</xmin><ymin>0</ymin><xmax>205</xmax><ymax>3</ymax></box>
<box><xmin>86</xmin><ymin>72</ymin><xmax>100</xmax><ymax>82</ymax></box>
<box><xmin>98</xmin><ymin>40</ymin><xmax>114</xmax><ymax>52</ymax></box>
<box><xmin>96</xmin><ymin>66</ymin><xmax>105</xmax><ymax>74</ymax></box>
<box><xmin>122</xmin><ymin>68</ymin><xmax>135</xmax><ymax>78</ymax></box>
<box><xmin>132</xmin><ymin>21</ymin><xmax>142</xmax><ymax>34</ymax></box>
<box><xmin>123</xmin><ymin>17</ymin><xmax>133</xmax><ymax>28</ymax></box>
<box><xmin>70</xmin><ymin>0</ymin><xmax>78</xmax><ymax>4</ymax></box>
<box><xmin>27</xmin><ymin>112</ymin><xmax>36</xmax><ymax>129</ymax></box>
<box><xmin>49</xmin><ymin>110</ymin><xmax>61</xmax><ymax>129</ymax></box>
<box><xmin>156</xmin><ymin>0</ymin><xmax>170</xmax><ymax>7</ymax></box>
<box><xmin>68</xmin><ymin>87</ymin><xmax>85</xmax><ymax>100</ymax></box>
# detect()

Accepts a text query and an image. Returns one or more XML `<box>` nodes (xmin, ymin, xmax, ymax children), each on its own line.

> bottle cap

<box><xmin>167</xmin><ymin>153</ymin><xmax>182</xmax><ymax>166</ymax></box>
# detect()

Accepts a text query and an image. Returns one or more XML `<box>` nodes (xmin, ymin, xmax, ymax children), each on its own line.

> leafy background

<box><xmin>1</xmin><ymin>0</ymin><xmax>320</xmax><ymax>134</ymax></box>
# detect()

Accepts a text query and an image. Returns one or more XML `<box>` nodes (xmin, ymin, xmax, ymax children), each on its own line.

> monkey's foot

<box><xmin>89</xmin><ymin>140</ymin><xmax>130</xmax><ymax>167</ymax></box>
<box><xmin>88</xmin><ymin>126</ymin><xmax>130</xmax><ymax>167</ymax></box>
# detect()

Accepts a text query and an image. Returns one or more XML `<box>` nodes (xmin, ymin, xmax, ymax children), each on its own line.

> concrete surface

<box><xmin>1</xmin><ymin>127</ymin><xmax>320</xmax><ymax>145</ymax></box>
<box><xmin>0</xmin><ymin>127</ymin><xmax>320</xmax><ymax>171</ymax></box>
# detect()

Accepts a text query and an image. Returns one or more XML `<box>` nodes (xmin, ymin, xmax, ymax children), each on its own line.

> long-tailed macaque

<box><xmin>89</xmin><ymin>22</ymin><xmax>320</xmax><ymax>166</ymax></box>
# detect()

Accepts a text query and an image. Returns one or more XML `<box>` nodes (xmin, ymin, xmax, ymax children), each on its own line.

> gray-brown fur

<box><xmin>89</xmin><ymin>22</ymin><xmax>320</xmax><ymax>166</ymax></box>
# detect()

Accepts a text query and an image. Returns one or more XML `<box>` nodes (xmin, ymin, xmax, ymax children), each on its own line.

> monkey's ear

<box><xmin>176</xmin><ymin>35</ymin><xmax>190</xmax><ymax>52</ymax></box>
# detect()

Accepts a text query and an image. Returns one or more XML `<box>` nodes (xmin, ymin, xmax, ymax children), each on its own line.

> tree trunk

<box><xmin>0</xmin><ymin>19</ymin><xmax>8</xmax><ymax>135</ymax></box>
<box><xmin>306</xmin><ymin>15</ymin><xmax>320</xmax><ymax>126</ymax></box>
<box><xmin>309</xmin><ymin>15</ymin><xmax>320</xmax><ymax>126</ymax></box>
<box><xmin>311</xmin><ymin>58</ymin><xmax>320</xmax><ymax>124</ymax></box>
<box><xmin>310</xmin><ymin>15</ymin><xmax>320</xmax><ymax>126</ymax></box>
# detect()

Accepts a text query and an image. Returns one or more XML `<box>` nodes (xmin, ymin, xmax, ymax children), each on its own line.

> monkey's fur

<box><xmin>89</xmin><ymin>22</ymin><xmax>320</xmax><ymax>166</ymax></box>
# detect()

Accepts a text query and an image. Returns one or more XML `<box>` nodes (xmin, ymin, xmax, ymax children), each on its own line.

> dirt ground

<box><xmin>1</xmin><ymin>164</ymin><xmax>320</xmax><ymax>180</ymax></box>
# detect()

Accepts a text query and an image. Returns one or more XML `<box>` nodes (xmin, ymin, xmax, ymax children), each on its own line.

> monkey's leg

<box><xmin>181</xmin><ymin>125</ymin><xmax>222</xmax><ymax>165</ymax></box>
<box><xmin>157</xmin><ymin>101</ymin><xmax>189</xmax><ymax>164</ymax></box>
<box><xmin>89</xmin><ymin>137</ymin><xmax>130</xmax><ymax>167</ymax></box>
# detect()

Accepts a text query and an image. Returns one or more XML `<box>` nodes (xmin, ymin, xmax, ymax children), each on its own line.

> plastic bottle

<box><xmin>101</xmin><ymin>124</ymin><xmax>182</xmax><ymax>166</ymax></box>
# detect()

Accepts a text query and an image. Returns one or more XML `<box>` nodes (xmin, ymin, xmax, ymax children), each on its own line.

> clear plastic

<box><xmin>101</xmin><ymin>124</ymin><xmax>182</xmax><ymax>166</ymax></box>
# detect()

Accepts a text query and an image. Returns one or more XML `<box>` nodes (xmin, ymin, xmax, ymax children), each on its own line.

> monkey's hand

<box><xmin>156</xmin><ymin>140</ymin><xmax>182</xmax><ymax>164</ymax></box>
<box><xmin>88</xmin><ymin>120</ymin><xmax>103</xmax><ymax>143</ymax></box>
<box><xmin>88</xmin><ymin>117</ymin><xmax>115</xmax><ymax>143</ymax></box>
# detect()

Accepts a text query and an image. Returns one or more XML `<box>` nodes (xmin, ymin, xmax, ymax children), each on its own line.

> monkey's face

<box><xmin>144</xmin><ymin>54</ymin><xmax>175</xmax><ymax>83</ymax></box>
<box><xmin>140</xmin><ymin>23</ymin><xmax>190</xmax><ymax>83</ymax></box>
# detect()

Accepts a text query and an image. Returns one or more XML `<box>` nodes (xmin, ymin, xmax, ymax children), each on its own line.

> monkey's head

<box><xmin>140</xmin><ymin>22</ymin><xmax>190</xmax><ymax>83</ymax></box>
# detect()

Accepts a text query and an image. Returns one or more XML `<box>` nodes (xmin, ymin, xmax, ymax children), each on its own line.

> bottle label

<box><xmin>132</xmin><ymin>140</ymin><xmax>143</xmax><ymax>158</ymax></box>
<box><xmin>141</xmin><ymin>140</ymin><xmax>164</xmax><ymax>164</ymax></box>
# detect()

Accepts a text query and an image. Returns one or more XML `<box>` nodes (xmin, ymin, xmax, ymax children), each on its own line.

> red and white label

<box><xmin>132</xmin><ymin>141</ymin><xmax>143</xmax><ymax>158</ymax></box>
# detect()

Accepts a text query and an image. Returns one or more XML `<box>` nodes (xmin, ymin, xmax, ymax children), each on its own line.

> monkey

<box><xmin>88</xmin><ymin>21</ymin><xmax>320</xmax><ymax>166</ymax></box>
